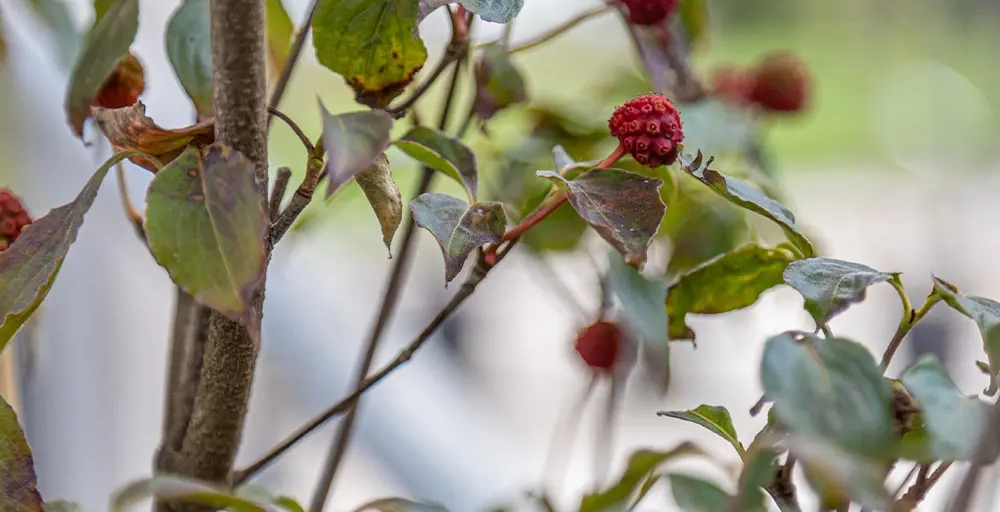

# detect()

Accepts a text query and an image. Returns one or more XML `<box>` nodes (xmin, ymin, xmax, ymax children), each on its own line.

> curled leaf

<box><xmin>932</xmin><ymin>276</ymin><xmax>1000</xmax><ymax>396</ymax></box>
<box><xmin>112</xmin><ymin>474</ymin><xmax>289</xmax><ymax>512</ymax></box>
<box><xmin>319</xmin><ymin>103</ymin><xmax>394</xmax><ymax>196</ymax></box>
<box><xmin>91</xmin><ymin>101</ymin><xmax>215</xmax><ymax>172</ymax></box>
<box><xmin>473</xmin><ymin>42</ymin><xmax>527</xmax><ymax>121</ymax></box>
<box><xmin>536</xmin><ymin>168</ymin><xmax>665</xmax><ymax>270</ymax></box>
<box><xmin>410</xmin><ymin>193</ymin><xmax>506</xmax><ymax>283</ymax></box>
<box><xmin>355</xmin><ymin>154</ymin><xmax>402</xmax><ymax>253</ymax></box>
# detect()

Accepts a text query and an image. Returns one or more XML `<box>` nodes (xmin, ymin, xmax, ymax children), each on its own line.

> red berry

<box><xmin>710</xmin><ymin>66</ymin><xmax>754</xmax><ymax>106</ymax></box>
<box><xmin>748</xmin><ymin>52</ymin><xmax>810</xmax><ymax>113</ymax></box>
<box><xmin>0</xmin><ymin>189</ymin><xmax>32</xmax><ymax>248</ymax></box>
<box><xmin>619</xmin><ymin>0</ymin><xmax>679</xmax><ymax>26</ymax></box>
<box><xmin>608</xmin><ymin>93</ymin><xmax>684</xmax><ymax>168</ymax></box>
<box><xmin>574</xmin><ymin>320</ymin><xmax>623</xmax><ymax>373</ymax></box>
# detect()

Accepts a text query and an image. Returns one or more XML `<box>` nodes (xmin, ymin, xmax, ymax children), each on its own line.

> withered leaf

<box><xmin>91</xmin><ymin>101</ymin><xmax>215</xmax><ymax>172</ymax></box>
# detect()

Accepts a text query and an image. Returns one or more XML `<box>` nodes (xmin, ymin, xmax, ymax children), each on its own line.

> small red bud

<box><xmin>748</xmin><ymin>52</ymin><xmax>810</xmax><ymax>114</ymax></box>
<box><xmin>619</xmin><ymin>0</ymin><xmax>680</xmax><ymax>26</ymax></box>
<box><xmin>574</xmin><ymin>320</ymin><xmax>624</xmax><ymax>373</ymax></box>
<box><xmin>608</xmin><ymin>93</ymin><xmax>684</xmax><ymax>168</ymax></box>
<box><xmin>0</xmin><ymin>189</ymin><xmax>32</xmax><ymax>249</ymax></box>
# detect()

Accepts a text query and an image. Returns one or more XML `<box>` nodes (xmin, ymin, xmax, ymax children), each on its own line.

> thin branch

<box><xmin>880</xmin><ymin>288</ymin><xmax>940</xmax><ymax>370</ymax></box>
<box><xmin>386</xmin><ymin>32</ymin><xmax>469</xmax><ymax>119</ymax></box>
<box><xmin>898</xmin><ymin>463</ymin><xmax>951</xmax><ymax>512</ymax></box>
<box><xmin>115</xmin><ymin>162</ymin><xmax>146</xmax><ymax>242</ymax></box>
<box><xmin>541</xmin><ymin>376</ymin><xmax>597</xmax><ymax>497</ymax></box>
<box><xmin>233</xmin><ymin>244</ymin><xmax>516</xmax><ymax>484</ymax></box>
<box><xmin>267</xmin><ymin>107</ymin><xmax>314</xmax><ymax>154</ymax></box>
<box><xmin>266</xmin><ymin>0</ymin><xmax>320</xmax><ymax>122</ymax></box>
<box><xmin>271</xmin><ymin>148</ymin><xmax>323</xmax><ymax>244</ymax></box>
<box><xmin>502</xmin><ymin>4</ymin><xmax>613</xmax><ymax>55</ymax></box>
<box><xmin>269</xmin><ymin>167</ymin><xmax>292</xmax><ymax>219</ymax></box>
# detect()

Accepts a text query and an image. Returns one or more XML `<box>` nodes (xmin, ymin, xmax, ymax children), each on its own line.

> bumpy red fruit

<box><xmin>0</xmin><ymin>189</ymin><xmax>32</xmax><ymax>251</ymax></box>
<box><xmin>609</xmin><ymin>93</ymin><xmax>684</xmax><ymax>168</ymax></box>
<box><xmin>748</xmin><ymin>52</ymin><xmax>810</xmax><ymax>113</ymax></box>
<box><xmin>574</xmin><ymin>320</ymin><xmax>623</xmax><ymax>373</ymax></box>
<box><xmin>620</xmin><ymin>0</ymin><xmax>679</xmax><ymax>26</ymax></box>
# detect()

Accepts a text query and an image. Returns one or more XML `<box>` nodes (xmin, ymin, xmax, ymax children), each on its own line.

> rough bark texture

<box><xmin>156</xmin><ymin>0</ymin><xmax>268</xmax><ymax>510</ymax></box>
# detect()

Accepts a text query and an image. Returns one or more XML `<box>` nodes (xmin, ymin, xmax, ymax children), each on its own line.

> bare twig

<box><xmin>899</xmin><ymin>462</ymin><xmax>951</xmax><ymax>512</ymax></box>
<box><xmin>386</xmin><ymin>30</ymin><xmax>469</xmax><ymax>119</ymax></box>
<box><xmin>503</xmin><ymin>4</ymin><xmax>613</xmax><ymax>55</ymax></box>
<box><xmin>271</xmin><ymin>151</ymin><xmax>323</xmax><ymax>244</ymax></box>
<box><xmin>541</xmin><ymin>376</ymin><xmax>597</xmax><ymax>497</ymax></box>
<box><xmin>115</xmin><ymin>162</ymin><xmax>146</xmax><ymax>242</ymax></box>
<box><xmin>267</xmin><ymin>107</ymin><xmax>314</xmax><ymax>154</ymax></box>
<box><xmin>268</xmin><ymin>167</ymin><xmax>292</xmax><ymax>219</ymax></box>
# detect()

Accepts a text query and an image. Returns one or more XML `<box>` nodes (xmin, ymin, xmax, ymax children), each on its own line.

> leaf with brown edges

<box><xmin>91</xmin><ymin>101</ymin><xmax>215</xmax><ymax>172</ymax></box>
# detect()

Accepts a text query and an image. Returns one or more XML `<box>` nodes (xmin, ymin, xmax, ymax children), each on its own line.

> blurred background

<box><xmin>2</xmin><ymin>0</ymin><xmax>1000</xmax><ymax>510</ymax></box>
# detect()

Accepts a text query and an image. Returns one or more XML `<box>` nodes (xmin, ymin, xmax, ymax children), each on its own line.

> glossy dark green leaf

<box><xmin>112</xmin><ymin>475</ymin><xmax>281</xmax><ymax>512</ymax></box>
<box><xmin>783</xmin><ymin>257</ymin><xmax>893</xmax><ymax>326</ymax></box>
<box><xmin>355</xmin><ymin>154</ymin><xmax>402</xmax><ymax>253</ymax></box>
<box><xmin>473</xmin><ymin>42</ymin><xmax>526</xmax><ymax>121</ymax></box>
<box><xmin>900</xmin><ymin>355</ymin><xmax>988</xmax><ymax>461</ymax></box>
<box><xmin>669</xmin><ymin>474</ymin><xmax>730</xmax><ymax>512</ymax></box>
<box><xmin>608</xmin><ymin>250</ymin><xmax>667</xmax><ymax>345</ymax></box>
<box><xmin>579</xmin><ymin>443</ymin><xmax>704</xmax><ymax>512</ymax></box>
<box><xmin>665</xmin><ymin>244</ymin><xmax>795</xmax><ymax>341</ymax></box>
<box><xmin>145</xmin><ymin>145</ymin><xmax>267</xmax><ymax>321</ymax></box>
<box><xmin>65</xmin><ymin>0</ymin><xmax>139</xmax><ymax>137</ymax></box>
<box><xmin>394</xmin><ymin>127</ymin><xmax>478</xmax><ymax>200</ymax></box>
<box><xmin>418</xmin><ymin>0</ymin><xmax>523</xmax><ymax>23</ymax></box>
<box><xmin>43</xmin><ymin>501</ymin><xmax>82</xmax><ymax>512</ymax></box>
<box><xmin>266</xmin><ymin>0</ymin><xmax>294</xmax><ymax>73</ymax></box>
<box><xmin>312</xmin><ymin>0</ymin><xmax>427</xmax><ymax>109</ymax></box>
<box><xmin>761</xmin><ymin>333</ymin><xmax>897</xmax><ymax>463</ymax></box>
<box><xmin>353</xmin><ymin>497</ymin><xmax>449</xmax><ymax>512</ymax></box>
<box><xmin>0</xmin><ymin>151</ymin><xmax>141</xmax><ymax>351</ymax></box>
<box><xmin>933</xmin><ymin>276</ymin><xmax>1000</xmax><ymax>395</ymax></box>
<box><xmin>165</xmin><ymin>0</ymin><xmax>213</xmax><ymax>117</ymax></box>
<box><xmin>681</xmin><ymin>152</ymin><xmax>814</xmax><ymax>258</ymax></box>
<box><xmin>788</xmin><ymin>436</ymin><xmax>890</xmax><ymax>511</ymax></box>
<box><xmin>537</xmin><ymin>168</ymin><xmax>665</xmax><ymax>270</ymax></box>
<box><xmin>410</xmin><ymin>193</ymin><xmax>506</xmax><ymax>283</ymax></box>
<box><xmin>0</xmin><ymin>395</ymin><xmax>43</xmax><ymax>512</ymax></box>
<box><xmin>658</xmin><ymin>405</ymin><xmax>744</xmax><ymax>459</ymax></box>
<box><xmin>320</xmin><ymin>103</ymin><xmax>394</xmax><ymax>197</ymax></box>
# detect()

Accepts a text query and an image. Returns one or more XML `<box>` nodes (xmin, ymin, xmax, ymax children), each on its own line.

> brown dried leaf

<box><xmin>91</xmin><ymin>101</ymin><xmax>215</xmax><ymax>172</ymax></box>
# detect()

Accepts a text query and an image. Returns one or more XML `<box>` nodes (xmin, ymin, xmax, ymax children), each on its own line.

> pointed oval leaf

<box><xmin>761</xmin><ymin>333</ymin><xmax>897</xmax><ymax>462</ymax></box>
<box><xmin>783</xmin><ymin>258</ymin><xmax>892</xmax><ymax>326</ymax></box>
<box><xmin>579</xmin><ymin>443</ymin><xmax>705</xmax><ymax>512</ymax></box>
<box><xmin>681</xmin><ymin>153</ymin><xmax>815</xmax><ymax>258</ymax></box>
<box><xmin>354</xmin><ymin>497</ymin><xmax>449</xmax><ymax>512</ymax></box>
<box><xmin>144</xmin><ymin>145</ymin><xmax>267</xmax><ymax>320</ymax></box>
<box><xmin>410</xmin><ymin>193</ymin><xmax>506</xmax><ymax>283</ymax></box>
<box><xmin>932</xmin><ymin>276</ymin><xmax>1000</xmax><ymax>395</ymax></box>
<box><xmin>669</xmin><ymin>474</ymin><xmax>731</xmax><ymax>512</ymax></box>
<box><xmin>537</xmin><ymin>168</ymin><xmax>665</xmax><ymax>270</ymax></box>
<box><xmin>92</xmin><ymin>102</ymin><xmax>215</xmax><ymax>172</ymax></box>
<box><xmin>473</xmin><ymin>42</ymin><xmax>527</xmax><ymax>121</ymax></box>
<box><xmin>900</xmin><ymin>355</ymin><xmax>988</xmax><ymax>461</ymax></box>
<box><xmin>0</xmin><ymin>151</ymin><xmax>139</xmax><ymax>350</ymax></box>
<box><xmin>165</xmin><ymin>0</ymin><xmax>213</xmax><ymax>117</ymax></box>
<box><xmin>320</xmin><ymin>103</ymin><xmax>394</xmax><ymax>197</ymax></box>
<box><xmin>665</xmin><ymin>244</ymin><xmax>795</xmax><ymax>341</ymax></box>
<box><xmin>608</xmin><ymin>250</ymin><xmax>667</xmax><ymax>346</ymax></box>
<box><xmin>312</xmin><ymin>0</ymin><xmax>427</xmax><ymax>109</ymax></box>
<box><xmin>266</xmin><ymin>0</ymin><xmax>294</xmax><ymax>73</ymax></box>
<box><xmin>393</xmin><ymin>127</ymin><xmax>478</xmax><ymax>199</ymax></box>
<box><xmin>658</xmin><ymin>405</ymin><xmax>744</xmax><ymax>459</ymax></box>
<box><xmin>0</xmin><ymin>395</ymin><xmax>43</xmax><ymax>512</ymax></box>
<box><xmin>355</xmin><ymin>154</ymin><xmax>402</xmax><ymax>253</ymax></box>
<box><xmin>112</xmin><ymin>475</ymin><xmax>281</xmax><ymax>512</ymax></box>
<box><xmin>418</xmin><ymin>0</ymin><xmax>523</xmax><ymax>23</ymax></box>
<box><xmin>65</xmin><ymin>0</ymin><xmax>138</xmax><ymax>136</ymax></box>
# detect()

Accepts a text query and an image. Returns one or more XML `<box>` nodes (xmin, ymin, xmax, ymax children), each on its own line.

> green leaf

<box><xmin>410</xmin><ymin>193</ymin><xmax>506</xmax><ymax>283</ymax></box>
<box><xmin>658</xmin><ymin>405</ymin><xmax>744</xmax><ymax>459</ymax></box>
<box><xmin>669</xmin><ymin>474</ymin><xmax>730</xmax><ymax>512</ymax></box>
<box><xmin>580</xmin><ymin>443</ymin><xmax>704</xmax><ymax>512</ymax></box>
<box><xmin>112</xmin><ymin>475</ymin><xmax>280</xmax><ymax>512</ymax></box>
<box><xmin>418</xmin><ymin>0</ymin><xmax>523</xmax><ymax>23</ymax></box>
<box><xmin>660</xmin><ymin>180</ymin><xmax>750</xmax><ymax>277</ymax></box>
<box><xmin>473</xmin><ymin>42</ymin><xmax>527</xmax><ymax>121</ymax></box>
<box><xmin>761</xmin><ymin>333</ymin><xmax>897</xmax><ymax>462</ymax></box>
<box><xmin>900</xmin><ymin>355</ymin><xmax>988</xmax><ymax>461</ymax></box>
<box><xmin>607</xmin><ymin>250</ymin><xmax>667</xmax><ymax>345</ymax></box>
<box><xmin>144</xmin><ymin>145</ymin><xmax>267</xmax><ymax>322</ymax></box>
<box><xmin>788</xmin><ymin>436</ymin><xmax>890</xmax><ymax>511</ymax></box>
<box><xmin>537</xmin><ymin>168</ymin><xmax>665</xmax><ymax>270</ymax></box>
<box><xmin>733</xmin><ymin>448</ymin><xmax>779</xmax><ymax>512</ymax></box>
<box><xmin>680</xmin><ymin>152</ymin><xmax>815</xmax><ymax>258</ymax></box>
<box><xmin>521</xmin><ymin>201</ymin><xmax>587</xmax><ymax>252</ymax></box>
<box><xmin>783</xmin><ymin>258</ymin><xmax>893</xmax><ymax>326</ymax></box>
<box><xmin>393</xmin><ymin>127</ymin><xmax>478</xmax><ymax>200</ymax></box>
<box><xmin>234</xmin><ymin>485</ymin><xmax>305</xmax><ymax>512</ymax></box>
<box><xmin>43</xmin><ymin>501</ymin><xmax>82</xmax><ymax>512</ymax></box>
<box><xmin>312</xmin><ymin>0</ymin><xmax>427</xmax><ymax>109</ymax></box>
<box><xmin>355</xmin><ymin>154</ymin><xmax>402</xmax><ymax>253</ymax></box>
<box><xmin>64</xmin><ymin>0</ymin><xmax>139</xmax><ymax>137</ymax></box>
<box><xmin>676</xmin><ymin>0</ymin><xmax>709</xmax><ymax>49</ymax></box>
<box><xmin>165</xmin><ymin>0</ymin><xmax>213</xmax><ymax>117</ymax></box>
<box><xmin>932</xmin><ymin>276</ymin><xmax>1000</xmax><ymax>395</ymax></box>
<box><xmin>353</xmin><ymin>497</ymin><xmax>449</xmax><ymax>512</ymax></box>
<box><xmin>0</xmin><ymin>151</ymin><xmax>140</xmax><ymax>351</ymax></box>
<box><xmin>320</xmin><ymin>103</ymin><xmax>395</xmax><ymax>197</ymax></box>
<box><xmin>266</xmin><ymin>0</ymin><xmax>294</xmax><ymax>73</ymax></box>
<box><xmin>0</xmin><ymin>395</ymin><xmax>43</xmax><ymax>512</ymax></box>
<box><xmin>665</xmin><ymin>244</ymin><xmax>795</xmax><ymax>341</ymax></box>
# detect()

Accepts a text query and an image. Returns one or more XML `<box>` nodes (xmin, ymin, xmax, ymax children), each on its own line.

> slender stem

<box><xmin>268</xmin><ymin>167</ymin><xmax>292</xmax><ymax>219</ymax></box>
<box><xmin>308</xmin><ymin>34</ymin><xmax>471</xmax><ymax>511</ymax></box>
<box><xmin>233</xmin><ymin>243</ymin><xmax>517</xmax><ymax>485</ymax></box>
<box><xmin>880</xmin><ymin>284</ymin><xmax>940</xmax><ymax>370</ymax></box>
<box><xmin>502</xmin><ymin>195</ymin><xmax>568</xmax><ymax>243</ymax></box>
<box><xmin>267</xmin><ymin>107</ymin><xmax>314</xmax><ymax>154</ymax></box>
<box><xmin>541</xmin><ymin>376</ymin><xmax>597</xmax><ymax>498</ymax></box>
<box><xmin>898</xmin><ymin>463</ymin><xmax>951</xmax><ymax>512</ymax></box>
<box><xmin>891</xmin><ymin>463</ymin><xmax>922</xmax><ymax>501</ymax></box>
<box><xmin>266</xmin><ymin>0</ymin><xmax>320</xmax><ymax>121</ymax></box>
<box><xmin>115</xmin><ymin>162</ymin><xmax>146</xmax><ymax>242</ymax></box>
<box><xmin>819</xmin><ymin>323</ymin><xmax>834</xmax><ymax>339</ymax></box>
<box><xmin>594</xmin><ymin>376</ymin><xmax>620</xmax><ymax>491</ymax></box>
<box><xmin>502</xmin><ymin>4</ymin><xmax>613</xmax><ymax>55</ymax></box>
<box><xmin>271</xmin><ymin>153</ymin><xmax>323</xmax><ymax>244</ymax></box>
<box><xmin>386</xmin><ymin>20</ymin><xmax>468</xmax><ymax>119</ymax></box>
